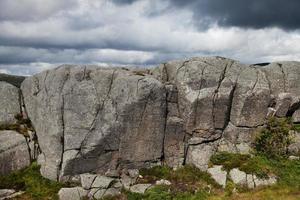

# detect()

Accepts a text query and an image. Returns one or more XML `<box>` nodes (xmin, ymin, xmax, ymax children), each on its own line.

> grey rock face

<box><xmin>0</xmin><ymin>131</ymin><xmax>31</xmax><ymax>175</ymax></box>
<box><xmin>130</xmin><ymin>184</ymin><xmax>152</xmax><ymax>194</ymax></box>
<box><xmin>80</xmin><ymin>173</ymin><xmax>97</xmax><ymax>190</ymax></box>
<box><xmin>21</xmin><ymin>66</ymin><xmax>166</xmax><ymax>180</ymax></box>
<box><xmin>58</xmin><ymin>187</ymin><xmax>88</xmax><ymax>200</ymax></box>
<box><xmin>207</xmin><ymin>165</ymin><xmax>227</xmax><ymax>188</ymax></box>
<box><xmin>19</xmin><ymin>57</ymin><xmax>300</xmax><ymax>180</ymax></box>
<box><xmin>218</xmin><ymin>122</ymin><xmax>254</xmax><ymax>154</ymax></box>
<box><xmin>288</xmin><ymin>131</ymin><xmax>300</xmax><ymax>155</ymax></box>
<box><xmin>186</xmin><ymin>143</ymin><xmax>216</xmax><ymax>171</ymax></box>
<box><xmin>0</xmin><ymin>81</ymin><xmax>21</xmax><ymax>124</ymax></box>
<box><xmin>91</xmin><ymin>176</ymin><xmax>114</xmax><ymax>189</ymax></box>
<box><xmin>0</xmin><ymin>189</ymin><xmax>16</xmax><ymax>198</ymax></box>
<box><xmin>229</xmin><ymin>168</ymin><xmax>247</xmax><ymax>185</ymax></box>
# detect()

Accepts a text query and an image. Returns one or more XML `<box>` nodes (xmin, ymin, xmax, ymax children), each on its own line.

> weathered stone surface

<box><xmin>186</xmin><ymin>143</ymin><xmax>216</xmax><ymax>171</ymax></box>
<box><xmin>0</xmin><ymin>191</ymin><xmax>25</xmax><ymax>200</ymax></box>
<box><xmin>288</xmin><ymin>131</ymin><xmax>300</xmax><ymax>155</ymax></box>
<box><xmin>156</xmin><ymin>179</ymin><xmax>171</xmax><ymax>185</ymax></box>
<box><xmin>245</xmin><ymin>174</ymin><xmax>277</xmax><ymax>189</ymax></box>
<box><xmin>230</xmin><ymin>67</ymin><xmax>270</xmax><ymax>127</ymax></box>
<box><xmin>253</xmin><ymin>175</ymin><xmax>277</xmax><ymax>188</ymax></box>
<box><xmin>0</xmin><ymin>189</ymin><xmax>16</xmax><ymax>198</ymax></box>
<box><xmin>164</xmin><ymin>117</ymin><xmax>185</xmax><ymax>168</ymax></box>
<box><xmin>130</xmin><ymin>184</ymin><xmax>152</xmax><ymax>194</ymax></box>
<box><xmin>0</xmin><ymin>131</ymin><xmax>31</xmax><ymax>175</ymax></box>
<box><xmin>121</xmin><ymin>173</ymin><xmax>136</xmax><ymax>190</ymax></box>
<box><xmin>229</xmin><ymin>168</ymin><xmax>247</xmax><ymax>185</ymax></box>
<box><xmin>246</xmin><ymin>174</ymin><xmax>255</xmax><ymax>189</ymax></box>
<box><xmin>58</xmin><ymin>187</ymin><xmax>88</xmax><ymax>200</ymax></box>
<box><xmin>91</xmin><ymin>175</ymin><xmax>114</xmax><ymax>189</ymax></box>
<box><xmin>207</xmin><ymin>165</ymin><xmax>227</xmax><ymax>188</ymax></box>
<box><xmin>218</xmin><ymin>122</ymin><xmax>254</xmax><ymax>154</ymax></box>
<box><xmin>103</xmin><ymin>188</ymin><xmax>121</xmax><ymax>197</ymax></box>
<box><xmin>292</xmin><ymin>110</ymin><xmax>300</xmax><ymax>123</ymax></box>
<box><xmin>80</xmin><ymin>173</ymin><xmax>97</xmax><ymax>190</ymax></box>
<box><xmin>0</xmin><ymin>81</ymin><xmax>21</xmax><ymax>124</ymax></box>
<box><xmin>18</xmin><ymin>57</ymin><xmax>300</xmax><ymax>180</ymax></box>
<box><xmin>21</xmin><ymin>66</ymin><xmax>166</xmax><ymax>180</ymax></box>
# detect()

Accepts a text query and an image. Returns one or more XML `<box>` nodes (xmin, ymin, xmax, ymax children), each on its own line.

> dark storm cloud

<box><xmin>113</xmin><ymin>0</ymin><xmax>300</xmax><ymax>30</ymax></box>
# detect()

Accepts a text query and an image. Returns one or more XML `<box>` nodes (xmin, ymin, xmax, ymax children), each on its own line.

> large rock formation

<box><xmin>0</xmin><ymin>76</ymin><xmax>37</xmax><ymax>175</ymax></box>
<box><xmin>0</xmin><ymin>131</ymin><xmax>31</xmax><ymax>175</ymax></box>
<box><xmin>21</xmin><ymin>66</ymin><xmax>166</xmax><ymax>180</ymax></box>
<box><xmin>0</xmin><ymin>81</ymin><xmax>21</xmax><ymax>124</ymax></box>
<box><xmin>17</xmin><ymin>57</ymin><xmax>300</xmax><ymax>181</ymax></box>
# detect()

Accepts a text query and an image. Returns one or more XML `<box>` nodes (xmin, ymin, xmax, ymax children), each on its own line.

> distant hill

<box><xmin>0</xmin><ymin>73</ymin><xmax>25</xmax><ymax>88</ymax></box>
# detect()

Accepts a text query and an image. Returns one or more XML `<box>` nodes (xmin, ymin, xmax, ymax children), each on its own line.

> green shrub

<box><xmin>210</xmin><ymin>152</ymin><xmax>251</xmax><ymax>171</ymax></box>
<box><xmin>210</xmin><ymin>152</ymin><xmax>273</xmax><ymax>178</ymax></box>
<box><xmin>255</xmin><ymin>117</ymin><xmax>294</xmax><ymax>158</ymax></box>
<box><xmin>294</xmin><ymin>123</ymin><xmax>300</xmax><ymax>132</ymax></box>
<box><xmin>139</xmin><ymin>165</ymin><xmax>219</xmax><ymax>188</ymax></box>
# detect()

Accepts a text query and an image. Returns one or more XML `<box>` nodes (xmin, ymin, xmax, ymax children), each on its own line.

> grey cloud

<box><xmin>1</xmin><ymin>0</ymin><xmax>300</xmax><ymax>76</ymax></box>
<box><xmin>111</xmin><ymin>0</ymin><xmax>137</xmax><ymax>5</ymax></box>
<box><xmin>0</xmin><ymin>0</ymin><xmax>77</xmax><ymax>21</ymax></box>
<box><xmin>113</xmin><ymin>0</ymin><xmax>300</xmax><ymax>30</ymax></box>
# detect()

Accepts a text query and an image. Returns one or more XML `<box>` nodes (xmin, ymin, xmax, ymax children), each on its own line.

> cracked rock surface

<box><xmin>19</xmin><ymin>57</ymin><xmax>300</xmax><ymax>180</ymax></box>
<box><xmin>0</xmin><ymin>131</ymin><xmax>31</xmax><ymax>175</ymax></box>
<box><xmin>21</xmin><ymin>66</ymin><xmax>166</xmax><ymax>180</ymax></box>
<box><xmin>0</xmin><ymin>81</ymin><xmax>21</xmax><ymax>124</ymax></box>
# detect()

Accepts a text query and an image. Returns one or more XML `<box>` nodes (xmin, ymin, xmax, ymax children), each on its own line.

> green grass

<box><xmin>210</xmin><ymin>151</ymin><xmax>300</xmax><ymax>187</ymax></box>
<box><xmin>0</xmin><ymin>162</ymin><xmax>67</xmax><ymax>200</ymax></box>
<box><xmin>139</xmin><ymin>165</ymin><xmax>220</xmax><ymax>188</ymax></box>
<box><xmin>122</xmin><ymin>185</ymin><xmax>210</xmax><ymax>200</ymax></box>
<box><xmin>121</xmin><ymin>165</ymin><xmax>220</xmax><ymax>200</ymax></box>
<box><xmin>3</xmin><ymin>156</ymin><xmax>300</xmax><ymax>200</ymax></box>
<box><xmin>294</xmin><ymin>123</ymin><xmax>300</xmax><ymax>132</ymax></box>
<box><xmin>210</xmin><ymin>152</ymin><xmax>273</xmax><ymax>178</ymax></box>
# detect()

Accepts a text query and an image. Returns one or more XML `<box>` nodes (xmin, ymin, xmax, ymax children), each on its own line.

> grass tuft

<box><xmin>0</xmin><ymin>162</ymin><xmax>68</xmax><ymax>200</ymax></box>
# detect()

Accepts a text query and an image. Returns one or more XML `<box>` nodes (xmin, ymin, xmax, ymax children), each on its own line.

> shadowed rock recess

<box><xmin>2</xmin><ymin>56</ymin><xmax>298</xmax><ymax>181</ymax></box>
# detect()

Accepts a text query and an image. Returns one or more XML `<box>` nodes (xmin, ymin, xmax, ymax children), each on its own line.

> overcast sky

<box><xmin>0</xmin><ymin>0</ymin><xmax>300</xmax><ymax>75</ymax></box>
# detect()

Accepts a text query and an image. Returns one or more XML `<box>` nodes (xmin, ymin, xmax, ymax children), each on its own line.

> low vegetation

<box><xmin>2</xmin><ymin>116</ymin><xmax>300</xmax><ymax>199</ymax></box>
<box><xmin>0</xmin><ymin>162</ymin><xmax>67</xmax><ymax>200</ymax></box>
<box><xmin>254</xmin><ymin>117</ymin><xmax>294</xmax><ymax>158</ymax></box>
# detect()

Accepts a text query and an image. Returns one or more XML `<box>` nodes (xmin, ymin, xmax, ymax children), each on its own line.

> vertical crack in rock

<box><xmin>162</xmin><ymin>63</ymin><xmax>169</xmax><ymax>83</ymax></box>
<box><xmin>176</xmin><ymin>60</ymin><xmax>189</xmax><ymax>75</ymax></box>
<box><xmin>212</xmin><ymin>61</ymin><xmax>233</xmax><ymax>129</ymax></box>
<box><xmin>136</xmin><ymin>77</ymin><xmax>145</xmax><ymax>95</ymax></box>
<box><xmin>260</xmin><ymin>68</ymin><xmax>272</xmax><ymax>93</ymax></box>
<box><xmin>33</xmin><ymin>76</ymin><xmax>41</xmax><ymax>96</ymax></box>
<box><xmin>162</xmin><ymin>86</ymin><xmax>169</xmax><ymax>163</ymax></box>
<box><xmin>79</xmin><ymin>70</ymin><xmax>116</xmax><ymax>154</ymax></box>
<box><xmin>192</xmin><ymin>64</ymin><xmax>208</xmax><ymax>127</ymax></box>
<box><xmin>83</xmin><ymin>66</ymin><xmax>87</xmax><ymax>80</ymax></box>
<box><xmin>251</xmin><ymin>70</ymin><xmax>259</xmax><ymax>92</ymax></box>
<box><xmin>43</xmin><ymin>70</ymin><xmax>49</xmax><ymax>96</ymax></box>
<box><xmin>224</xmin><ymin>83</ymin><xmax>237</xmax><ymax>129</ymax></box>
<box><xmin>138</xmin><ymin>86</ymin><xmax>155</xmax><ymax>129</ymax></box>
<box><xmin>278</xmin><ymin>63</ymin><xmax>287</xmax><ymax>92</ymax></box>
<box><xmin>176</xmin><ymin>60</ymin><xmax>190</xmax><ymax>81</ymax></box>
<box><xmin>58</xmin><ymin>68</ymin><xmax>71</xmax><ymax>179</ymax></box>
